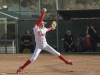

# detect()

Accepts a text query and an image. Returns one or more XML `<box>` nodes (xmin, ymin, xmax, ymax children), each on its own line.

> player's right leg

<box><xmin>17</xmin><ymin>45</ymin><xmax>42</xmax><ymax>74</ymax></box>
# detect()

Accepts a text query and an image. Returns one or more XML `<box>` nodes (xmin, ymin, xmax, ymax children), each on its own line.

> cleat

<box><xmin>65</xmin><ymin>60</ymin><xmax>73</xmax><ymax>65</ymax></box>
<box><xmin>17</xmin><ymin>67</ymin><xmax>22</xmax><ymax>74</ymax></box>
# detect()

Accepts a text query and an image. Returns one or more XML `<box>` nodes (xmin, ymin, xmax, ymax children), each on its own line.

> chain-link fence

<box><xmin>0</xmin><ymin>0</ymin><xmax>100</xmax><ymax>53</ymax></box>
<box><xmin>1</xmin><ymin>0</ymin><xmax>100</xmax><ymax>20</ymax></box>
<box><xmin>58</xmin><ymin>20</ymin><xmax>100</xmax><ymax>52</ymax></box>
<box><xmin>17</xmin><ymin>19</ymin><xmax>100</xmax><ymax>53</ymax></box>
<box><xmin>1</xmin><ymin>0</ymin><xmax>100</xmax><ymax>9</ymax></box>
<box><xmin>0</xmin><ymin>18</ymin><xmax>16</xmax><ymax>53</ymax></box>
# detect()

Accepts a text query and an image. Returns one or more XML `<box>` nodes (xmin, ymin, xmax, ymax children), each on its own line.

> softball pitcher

<box><xmin>17</xmin><ymin>8</ymin><xmax>73</xmax><ymax>74</ymax></box>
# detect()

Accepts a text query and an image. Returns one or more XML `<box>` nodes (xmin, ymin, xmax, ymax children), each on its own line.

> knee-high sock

<box><xmin>59</xmin><ymin>54</ymin><xmax>67</xmax><ymax>62</ymax></box>
<box><xmin>21</xmin><ymin>60</ymin><xmax>31</xmax><ymax>69</ymax></box>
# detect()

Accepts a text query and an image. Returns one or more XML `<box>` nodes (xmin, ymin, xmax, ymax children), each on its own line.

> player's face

<box><xmin>40</xmin><ymin>23</ymin><xmax>45</xmax><ymax>28</ymax></box>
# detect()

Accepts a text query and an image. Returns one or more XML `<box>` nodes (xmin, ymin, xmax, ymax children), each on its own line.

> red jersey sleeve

<box><xmin>35</xmin><ymin>11</ymin><xmax>45</xmax><ymax>27</ymax></box>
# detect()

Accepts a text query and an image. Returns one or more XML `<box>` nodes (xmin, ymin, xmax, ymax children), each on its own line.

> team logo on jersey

<box><xmin>38</xmin><ymin>31</ymin><xmax>45</xmax><ymax>36</ymax></box>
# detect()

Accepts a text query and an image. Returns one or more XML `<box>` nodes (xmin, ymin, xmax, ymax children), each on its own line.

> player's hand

<box><xmin>43</xmin><ymin>8</ymin><xmax>47</xmax><ymax>12</ymax></box>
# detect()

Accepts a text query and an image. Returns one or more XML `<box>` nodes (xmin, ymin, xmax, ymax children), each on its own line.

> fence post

<box><xmin>12</xmin><ymin>40</ymin><xmax>15</xmax><ymax>53</ymax></box>
<box><xmin>4</xmin><ymin>18</ymin><xmax>7</xmax><ymax>53</ymax></box>
<box><xmin>15</xmin><ymin>19</ymin><xmax>19</xmax><ymax>53</ymax></box>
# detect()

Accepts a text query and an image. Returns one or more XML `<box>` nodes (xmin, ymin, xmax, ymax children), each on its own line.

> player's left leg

<box><xmin>17</xmin><ymin>45</ymin><xmax>42</xmax><ymax>74</ymax></box>
<box><xmin>44</xmin><ymin>44</ymin><xmax>73</xmax><ymax>65</ymax></box>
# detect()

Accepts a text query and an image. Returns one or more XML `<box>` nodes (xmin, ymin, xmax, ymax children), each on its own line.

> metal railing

<box><xmin>0</xmin><ymin>40</ymin><xmax>16</xmax><ymax>53</ymax></box>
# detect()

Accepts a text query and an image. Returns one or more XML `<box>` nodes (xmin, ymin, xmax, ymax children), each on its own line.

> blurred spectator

<box><xmin>76</xmin><ymin>34</ymin><xmax>91</xmax><ymax>52</ymax></box>
<box><xmin>62</xmin><ymin>29</ymin><xmax>77</xmax><ymax>52</ymax></box>
<box><xmin>19</xmin><ymin>30</ymin><xmax>35</xmax><ymax>53</ymax></box>
<box><xmin>86</xmin><ymin>24</ymin><xmax>98</xmax><ymax>52</ymax></box>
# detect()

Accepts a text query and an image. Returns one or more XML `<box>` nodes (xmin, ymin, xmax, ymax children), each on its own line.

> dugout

<box><xmin>57</xmin><ymin>9</ymin><xmax>100</xmax><ymax>52</ymax></box>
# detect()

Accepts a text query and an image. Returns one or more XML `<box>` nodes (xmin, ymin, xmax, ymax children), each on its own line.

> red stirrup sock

<box><xmin>59</xmin><ymin>54</ymin><xmax>73</xmax><ymax>65</ymax></box>
<box><xmin>59</xmin><ymin>54</ymin><xmax>67</xmax><ymax>62</ymax></box>
<box><xmin>21</xmin><ymin>60</ymin><xmax>31</xmax><ymax>69</ymax></box>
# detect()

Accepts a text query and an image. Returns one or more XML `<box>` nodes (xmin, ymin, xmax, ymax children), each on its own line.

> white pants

<box><xmin>30</xmin><ymin>44</ymin><xmax>60</xmax><ymax>62</ymax></box>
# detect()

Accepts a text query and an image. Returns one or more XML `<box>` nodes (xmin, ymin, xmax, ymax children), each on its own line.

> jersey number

<box><xmin>38</xmin><ymin>31</ymin><xmax>45</xmax><ymax>36</ymax></box>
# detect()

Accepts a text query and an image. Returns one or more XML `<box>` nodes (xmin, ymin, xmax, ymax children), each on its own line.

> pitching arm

<box><xmin>36</xmin><ymin>8</ymin><xmax>47</xmax><ymax>27</ymax></box>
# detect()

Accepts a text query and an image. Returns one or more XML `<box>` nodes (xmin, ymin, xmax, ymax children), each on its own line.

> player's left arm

<box><xmin>47</xmin><ymin>27</ymin><xmax>52</xmax><ymax>32</ymax></box>
<box><xmin>47</xmin><ymin>21</ymin><xmax>57</xmax><ymax>32</ymax></box>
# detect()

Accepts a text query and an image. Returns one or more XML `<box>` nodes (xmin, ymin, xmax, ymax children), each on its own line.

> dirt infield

<box><xmin>0</xmin><ymin>54</ymin><xmax>100</xmax><ymax>75</ymax></box>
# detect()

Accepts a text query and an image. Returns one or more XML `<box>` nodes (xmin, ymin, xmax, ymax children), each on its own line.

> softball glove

<box><xmin>50</xmin><ymin>21</ymin><xmax>57</xmax><ymax>30</ymax></box>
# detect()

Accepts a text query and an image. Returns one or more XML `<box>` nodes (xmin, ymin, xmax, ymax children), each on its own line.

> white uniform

<box><xmin>16</xmin><ymin>10</ymin><xmax>72</xmax><ymax>74</ymax></box>
<box><xmin>30</xmin><ymin>25</ymin><xmax>60</xmax><ymax>62</ymax></box>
